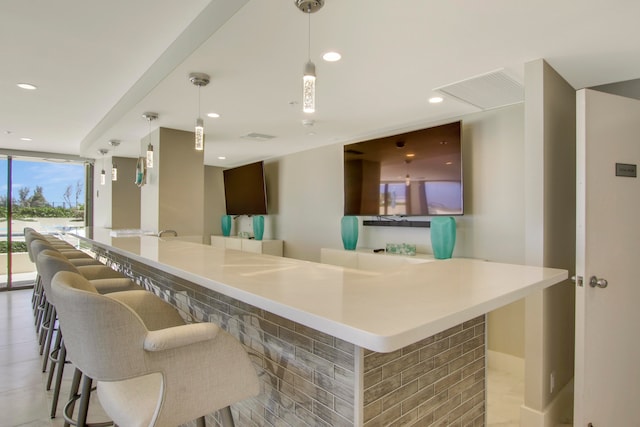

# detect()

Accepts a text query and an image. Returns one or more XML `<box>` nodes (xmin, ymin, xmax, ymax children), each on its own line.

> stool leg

<box><xmin>32</xmin><ymin>275</ymin><xmax>42</xmax><ymax>312</ymax></box>
<box><xmin>76</xmin><ymin>375</ymin><xmax>93</xmax><ymax>427</ymax></box>
<box><xmin>64</xmin><ymin>368</ymin><xmax>82</xmax><ymax>427</ymax></box>
<box><xmin>220</xmin><ymin>406</ymin><xmax>235</xmax><ymax>427</ymax></box>
<box><xmin>46</xmin><ymin>325</ymin><xmax>63</xmax><ymax>389</ymax></box>
<box><xmin>39</xmin><ymin>301</ymin><xmax>52</xmax><ymax>349</ymax></box>
<box><xmin>41</xmin><ymin>306</ymin><xmax>57</xmax><ymax>372</ymax></box>
<box><xmin>50</xmin><ymin>340</ymin><xmax>66</xmax><ymax>418</ymax></box>
<box><xmin>35</xmin><ymin>294</ymin><xmax>46</xmax><ymax>332</ymax></box>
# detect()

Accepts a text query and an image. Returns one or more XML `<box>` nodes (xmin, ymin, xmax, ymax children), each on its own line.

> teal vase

<box><xmin>253</xmin><ymin>215</ymin><xmax>264</xmax><ymax>241</ymax></box>
<box><xmin>430</xmin><ymin>217</ymin><xmax>456</xmax><ymax>259</ymax></box>
<box><xmin>341</xmin><ymin>216</ymin><xmax>358</xmax><ymax>250</ymax></box>
<box><xmin>221</xmin><ymin>215</ymin><xmax>232</xmax><ymax>237</ymax></box>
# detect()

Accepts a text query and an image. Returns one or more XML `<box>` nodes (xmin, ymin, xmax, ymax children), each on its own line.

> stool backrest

<box><xmin>35</xmin><ymin>250</ymin><xmax>80</xmax><ymax>303</ymax></box>
<box><xmin>26</xmin><ymin>233</ymin><xmax>51</xmax><ymax>262</ymax></box>
<box><xmin>52</xmin><ymin>271</ymin><xmax>149</xmax><ymax>381</ymax></box>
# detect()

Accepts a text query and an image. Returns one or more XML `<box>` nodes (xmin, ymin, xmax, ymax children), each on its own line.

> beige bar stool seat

<box><xmin>52</xmin><ymin>270</ymin><xmax>260</xmax><ymax>427</ymax></box>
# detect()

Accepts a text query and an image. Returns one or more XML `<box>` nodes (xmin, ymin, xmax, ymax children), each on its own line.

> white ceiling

<box><xmin>2</xmin><ymin>0</ymin><xmax>640</xmax><ymax>167</ymax></box>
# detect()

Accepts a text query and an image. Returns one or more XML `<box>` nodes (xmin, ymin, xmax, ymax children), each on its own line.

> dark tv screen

<box><xmin>344</xmin><ymin>121</ymin><xmax>463</xmax><ymax>216</ymax></box>
<box><xmin>223</xmin><ymin>161</ymin><xmax>268</xmax><ymax>215</ymax></box>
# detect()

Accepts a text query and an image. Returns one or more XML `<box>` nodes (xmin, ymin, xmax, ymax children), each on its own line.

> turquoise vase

<box><xmin>221</xmin><ymin>215</ymin><xmax>232</xmax><ymax>237</ymax></box>
<box><xmin>341</xmin><ymin>216</ymin><xmax>358</xmax><ymax>250</ymax></box>
<box><xmin>430</xmin><ymin>217</ymin><xmax>456</xmax><ymax>259</ymax></box>
<box><xmin>253</xmin><ymin>215</ymin><xmax>264</xmax><ymax>241</ymax></box>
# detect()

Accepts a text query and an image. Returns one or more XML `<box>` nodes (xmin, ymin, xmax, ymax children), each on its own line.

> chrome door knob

<box><xmin>589</xmin><ymin>276</ymin><xmax>608</xmax><ymax>288</ymax></box>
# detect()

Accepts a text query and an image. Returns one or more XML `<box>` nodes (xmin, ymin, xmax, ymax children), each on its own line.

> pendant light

<box><xmin>296</xmin><ymin>0</ymin><xmax>324</xmax><ymax>114</ymax></box>
<box><xmin>142</xmin><ymin>112</ymin><xmax>158</xmax><ymax>168</ymax></box>
<box><xmin>108</xmin><ymin>140</ymin><xmax>120</xmax><ymax>181</ymax></box>
<box><xmin>189</xmin><ymin>72</ymin><xmax>210</xmax><ymax>151</ymax></box>
<box><xmin>405</xmin><ymin>159</ymin><xmax>412</xmax><ymax>187</ymax></box>
<box><xmin>98</xmin><ymin>149</ymin><xmax>108</xmax><ymax>186</ymax></box>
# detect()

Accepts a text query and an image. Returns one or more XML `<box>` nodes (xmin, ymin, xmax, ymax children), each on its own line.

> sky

<box><xmin>0</xmin><ymin>159</ymin><xmax>85</xmax><ymax>208</ymax></box>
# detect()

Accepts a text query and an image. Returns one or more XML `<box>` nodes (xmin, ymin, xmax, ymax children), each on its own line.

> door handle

<box><xmin>589</xmin><ymin>276</ymin><xmax>608</xmax><ymax>288</ymax></box>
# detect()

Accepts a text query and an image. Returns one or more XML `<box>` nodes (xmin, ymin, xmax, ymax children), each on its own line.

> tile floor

<box><xmin>1</xmin><ymin>287</ymin><xmax>547</xmax><ymax>427</ymax></box>
<box><xmin>0</xmin><ymin>288</ymin><xmax>109</xmax><ymax>427</ymax></box>
<box><xmin>486</xmin><ymin>366</ymin><xmax>524</xmax><ymax>427</ymax></box>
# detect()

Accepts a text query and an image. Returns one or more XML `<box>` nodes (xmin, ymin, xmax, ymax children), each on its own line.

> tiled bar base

<box><xmin>90</xmin><ymin>245</ymin><xmax>486</xmax><ymax>427</ymax></box>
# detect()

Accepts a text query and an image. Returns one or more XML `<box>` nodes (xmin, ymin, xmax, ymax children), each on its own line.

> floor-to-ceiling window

<box><xmin>0</xmin><ymin>155</ymin><xmax>87</xmax><ymax>291</ymax></box>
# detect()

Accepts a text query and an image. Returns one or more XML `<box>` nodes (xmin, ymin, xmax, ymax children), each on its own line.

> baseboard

<box><xmin>487</xmin><ymin>349</ymin><xmax>525</xmax><ymax>378</ymax></box>
<box><xmin>520</xmin><ymin>378</ymin><xmax>574</xmax><ymax>427</ymax></box>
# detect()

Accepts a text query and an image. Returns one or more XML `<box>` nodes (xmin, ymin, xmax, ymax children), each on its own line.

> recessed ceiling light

<box><xmin>20</xmin><ymin>137</ymin><xmax>32</xmax><ymax>141</ymax></box>
<box><xmin>445</xmin><ymin>161</ymin><xmax>453</xmax><ymax>165</ymax></box>
<box><xmin>406</xmin><ymin>153</ymin><xmax>415</xmax><ymax>158</ymax></box>
<box><xmin>17</xmin><ymin>83</ymin><xmax>37</xmax><ymax>90</ymax></box>
<box><xmin>322</xmin><ymin>51</ymin><xmax>341</xmax><ymax>62</ymax></box>
<box><xmin>429</xmin><ymin>96</ymin><xmax>444</xmax><ymax>104</ymax></box>
<box><xmin>217</xmin><ymin>156</ymin><xmax>226</xmax><ymax>160</ymax></box>
<box><xmin>207</xmin><ymin>112</ymin><xmax>220</xmax><ymax>118</ymax></box>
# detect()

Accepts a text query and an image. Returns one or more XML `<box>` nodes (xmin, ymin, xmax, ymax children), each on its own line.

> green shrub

<box><xmin>0</xmin><ymin>241</ymin><xmax>28</xmax><ymax>254</ymax></box>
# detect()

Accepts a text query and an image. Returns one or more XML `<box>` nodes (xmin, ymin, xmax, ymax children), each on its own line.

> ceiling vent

<box><xmin>241</xmin><ymin>132</ymin><xmax>276</xmax><ymax>141</ymax></box>
<box><xmin>434</xmin><ymin>68</ymin><xmax>523</xmax><ymax>110</ymax></box>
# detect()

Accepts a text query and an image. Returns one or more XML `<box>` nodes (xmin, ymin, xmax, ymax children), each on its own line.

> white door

<box><xmin>575</xmin><ymin>89</ymin><xmax>640</xmax><ymax>426</ymax></box>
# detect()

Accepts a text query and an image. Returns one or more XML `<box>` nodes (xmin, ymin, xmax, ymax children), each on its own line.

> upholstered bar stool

<box><xmin>35</xmin><ymin>250</ymin><xmax>140</xmax><ymax>421</ymax></box>
<box><xmin>29</xmin><ymin>239</ymin><xmax>116</xmax><ymax>354</ymax></box>
<box><xmin>26</xmin><ymin>231</ymin><xmax>97</xmax><ymax>324</ymax></box>
<box><xmin>52</xmin><ymin>270</ymin><xmax>260</xmax><ymax>427</ymax></box>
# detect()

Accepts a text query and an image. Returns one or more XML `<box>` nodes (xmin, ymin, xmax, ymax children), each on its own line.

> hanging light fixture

<box><xmin>108</xmin><ymin>140</ymin><xmax>120</xmax><ymax>181</ymax></box>
<box><xmin>405</xmin><ymin>159</ymin><xmax>412</xmax><ymax>187</ymax></box>
<box><xmin>296</xmin><ymin>0</ymin><xmax>324</xmax><ymax>114</ymax></box>
<box><xmin>189</xmin><ymin>72</ymin><xmax>210</xmax><ymax>151</ymax></box>
<box><xmin>98</xmin><ymin>149</ymin><xmax>108</xmax><ymax>186</ymax></box>
<box><xmin>142</xmin><ymin>112</ymin><xmax>158</xmax><ymax>168</ymax></box>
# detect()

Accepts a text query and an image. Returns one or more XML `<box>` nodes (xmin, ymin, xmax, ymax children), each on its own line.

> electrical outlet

<box><xmin>550</xmin><ymin>371</ymin><xmax>556</xmax><ymax>394</ymax></box>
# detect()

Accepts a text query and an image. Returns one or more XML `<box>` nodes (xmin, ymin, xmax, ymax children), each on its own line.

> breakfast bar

<box><xmin>66</xmin><ymin>228</ymin><xmax>567</xmax><ymax>427</ymax></box>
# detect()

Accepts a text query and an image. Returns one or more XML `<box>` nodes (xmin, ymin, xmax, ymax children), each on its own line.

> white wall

<box><xmin>265</xmin><ymin>104</ymin><xmax>526</xmax><ymax>266</ymax></box>
<box><xmin>268</xmin><ymin>144</ymin><xmax>344</xmax><ymax>261</ymax></box>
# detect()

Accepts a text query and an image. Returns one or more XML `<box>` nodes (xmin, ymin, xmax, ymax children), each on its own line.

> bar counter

<box><xmin>66</xmin><ymin>228</ymin><xmax>567</xmax><ymax>426</ymax></box>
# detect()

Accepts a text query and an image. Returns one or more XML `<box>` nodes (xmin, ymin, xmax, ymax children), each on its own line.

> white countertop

<box><xmin>68</xmin><ymin>228</ymin><xmax>567</xmax><ymax>353</ymax></box>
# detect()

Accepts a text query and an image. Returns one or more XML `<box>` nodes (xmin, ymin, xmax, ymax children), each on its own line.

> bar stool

<box><xmin>25</xmin><ymin>231</ymin><xmax>96</xmax><ymax>326</ymax></box>
<box><xmin>29</xmin><ymin>239</ymin><xmax>118</xmax><ymax>356</ymax></box>
<box><xmin>35</xmin><ymin>250</ymin><xmax>140</xmax><ymax>421</ymax></box>
<box><xmin>52</xmin><ymin>270</ymin><xmax>260</xmax><ymax>427</ymax></box>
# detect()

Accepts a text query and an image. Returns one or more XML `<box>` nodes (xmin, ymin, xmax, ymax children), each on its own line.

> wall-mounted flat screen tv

<box><xmin>223</xmin><ymin>161</ymin><xmax>268</xmax><ymax>215</ymax></box>
<box><xmin>344</xmin><ymin>121</ymin><xmax>463</xmax><ymax>216</ymax></box>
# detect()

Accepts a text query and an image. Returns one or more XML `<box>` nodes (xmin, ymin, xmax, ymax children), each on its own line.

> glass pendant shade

<box><xmin>405</xmin><ymin>174</ymin><xmax>410</xmax><ymax>186</ymax></box>
<box><xmin>195</xmin><ymin>117</ymin><xmax>204</xmax><ymax>151</ymax></box>
<box><xmin>146</xmin><ymin>143</ymin><xmax>154</xmax><ymax>168</ymax></box>
<box><xmin>303</xmin><ymin>61</ymin><xmax>316</xmax><ymax>113</ymax></box>
<box><xmin>100</xmin><ymin>169</ymin><xmax>106</xmax><ymax>186</ymax></box>
<box><xmin>112</xmin><ymin>164</ymin><xmax>118</xmax><ymax>181</ymax></box>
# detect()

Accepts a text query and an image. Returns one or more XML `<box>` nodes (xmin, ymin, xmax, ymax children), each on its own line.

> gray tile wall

<box><xmin>91</xmin><ymin>246</ymin><xmax>485</xmax><ymax>427</ymax></box>
<box><xmin>362</xmin><ymin>317</ymin><xmax>486</xmax><ymax>426</ymax></box>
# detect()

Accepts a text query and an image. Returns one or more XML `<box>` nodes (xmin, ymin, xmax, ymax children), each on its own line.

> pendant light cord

<box><xmin>307</xmin><ymin>10</ymin><xmax>311</xmax><ymax>62</ymax></box>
